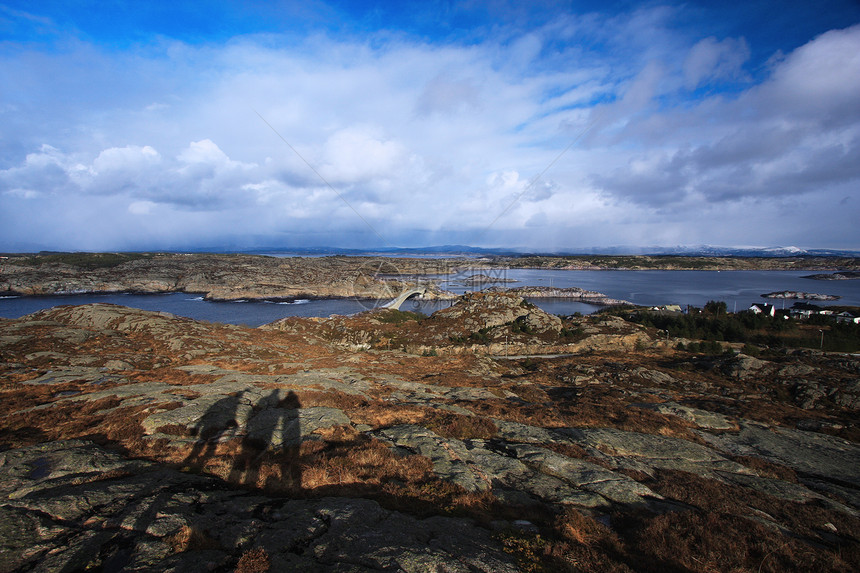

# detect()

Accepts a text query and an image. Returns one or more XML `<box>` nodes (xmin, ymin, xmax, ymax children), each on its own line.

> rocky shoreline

<box><xmin>0</xmin><ymin>253</ymin><xmax>463</xmax><ymax>302</ymax></box>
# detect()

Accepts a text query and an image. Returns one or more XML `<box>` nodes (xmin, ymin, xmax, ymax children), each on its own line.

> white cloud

<box><xmin>593</xmin><ymin>24</ymin><xmax>860</xmax><ymax>214</ymax></box>
<box><xmin>758</xmin><ymin>25</ymin><xmax>860</xmax><ymax>123</ymax></box>
<box><xmin>178</xmin><ymin>139</ymin><xmax>234</xmax><ymax>167</ymax></box>
<box><xmin>683</xmin><ymin>36</ymin><xmax>750</xmax><ymax>89</ymax></box>
<box><xmin>415</xmin><ymin>74</ymin><xmax>482</xmax><ymax>116</ymax></box>
<box><xmin>128</xmin><ymin>200</ymin><xmax>157</xmax><ymax>215</ymax></box>
<box><xmin>94</xmin><ymin>145</ymin><xmax>160</xmax><ymax>171</ymax></box>
<box><xmin>320</xmin><ymin>126</ymin><xmax>407</xmax><ymax>184</ymax></box>
<box><xmin>1</xmin><ymin>10</ymin><xmax>858</xmax><ymax>251</ymax></box>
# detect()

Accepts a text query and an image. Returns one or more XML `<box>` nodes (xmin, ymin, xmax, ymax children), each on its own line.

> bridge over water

<box><xmin>383</xmin><ymin>286</ymin><xmax>427</xmax><ymax>310</ymax></box>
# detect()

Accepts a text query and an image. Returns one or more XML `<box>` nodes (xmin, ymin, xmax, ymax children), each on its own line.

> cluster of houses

<box><xmin>748</xmin><ymin>302</ymin><xmax>860</xmax><ymax>323</ymax></box>
<box><xmin>647</xmin><ymin>302</ymin><xmax>860</xmax><ymax>324</ymax></box>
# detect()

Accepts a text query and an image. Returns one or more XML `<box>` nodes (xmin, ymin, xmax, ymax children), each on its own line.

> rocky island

<box><xmin>1</xmin><ymin>290</ymin><xmax>859</xmax><ymax>572</ymax></box>
<box><xmin>456</xmin><ymin>273</ymin><xmax>519</xmax><ymax>286</ymax></box>
<box><xmin>762</xmin><ymin>291</ymin><xmax>841</xmax><ymax>301</ymax></box>
<box><xmin>803</xmin><ymin>271</ymin><xmax>860</xmax><ymax>281</ymax></box>
<box><xmin>486</xmin><ymin>285</ymin><xmax>632</xmax><ymax>306</ymax></box>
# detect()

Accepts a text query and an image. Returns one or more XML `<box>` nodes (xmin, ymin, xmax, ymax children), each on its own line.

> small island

<box><xmin>457</xmin><ymin>273</ymin><xmax>518</xmax><ymax>286</ymax></box>
<box><xmin>485</xmin><ymin>285</ymin><xmax>632</xmax><ymax>306</ymax></box>
<box><xmin>761</xmin><ymin>291</ymin><xmax>841</xmax><ymax>301</ymax></box>
<box><xmin>801</xmin><ymin>271</ymin><xmax>860</xmax><ymax>281</ymax></box>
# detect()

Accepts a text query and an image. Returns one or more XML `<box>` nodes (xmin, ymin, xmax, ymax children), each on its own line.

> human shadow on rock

<box><xmin>228</xmin><ymin>390</ymin><xmax>303</xmax><ymax>492</ymax></box>
<box><xmin>181</xmin><ymin>391</ymin><xmax>246</xmax><ymax>473</ymax></box>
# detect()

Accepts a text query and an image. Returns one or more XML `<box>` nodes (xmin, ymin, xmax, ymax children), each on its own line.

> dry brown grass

<box><xmin>555</xmin><ymin>391</ymin><xmax>702</xmax><ymax>441</ymax></box>
<box><xmin>0</xmin><ymin>380</ymin><xmax>121</xmax><ymax>418</ymax></box>
<box><xmin>1</xmin><ymin>395</ymin><xmax>155</xmax><ymax>452</ymax></box>
<box><xmin>543</xmin><ymin>442</ymin><xmax>589</xmax><ymax>459</ymax></box>
<box><xmin>508</xmin><ymin>383</ymin><xmax>553</xmax><ymax>404</ymax></box>
<box><xmin>297</xmin><ymin>436</ymin><xmax>432</xmax><ymax>492</ymax></box>
<box><xmin>463</xmin><ymin>398</ymin><xmax>568</xmax><ymax>428</ymax></box>
<box><xmin>544</xmin><ymin>508</ymin><xmax>632</xmax><ymax>573</ymax></box>
<box><xmin>495</xmin><ymin>466</ymin><xmax>860</xmax><ymax>573</ymax></box>
<box><xmin>154</xmin><ymin>423</ymin><xmax>193</xmax><ymax>436</ymax></box>
<box><xmin>422</xmin><ymin>410</ymin><xmax>498</xmax><ymax>440</ymax></box>
<box><xmin>347</xmin><ymin>400</ymin><xmax>429</xmax><ymax>428</ymax></box>
<box><xmin>161</xmin><ymin>432</ymin><xmax>436</xmax><ymax>498</ymax></box>
<box><xmin>631</xmin><ymin>510</ymin><xmax>837</xmax><ymax>573</ymax></box>
<box><xmin>730</xmin><ymin>455</ymin><xmax>799</xmax><ymax>482</ymax></box>
<box><xmin>165</xmin><ymin>524</ymin><xmax>220</xmax><ymax>553</ymax></box>
<box><xmin>292</xmin><ymin>390</ymin><xmax>369</xmax><ymax>411</ymax></box>
<box><xmin>235</xmin><ymin>547</ymin><xmax>270</xmax><ymax>573</ymax></box>
<box><xmin>635</xmin><ymin>469</ymin><xmax>860</xmax><ymax>572</ymax></box>
<box><xmin>127</xmin><ymin>367</ymin><xmax>220</xmax><ymax>386</ymax></box>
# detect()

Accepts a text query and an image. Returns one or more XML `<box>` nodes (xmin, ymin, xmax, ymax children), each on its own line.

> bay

<box><xmin>480</xmin><ymin>269</ymin><xmax>860</xmax><ymax>310</ymax></box>
<box><xmin>0</xmin><ymin>293</ymin><xmax>460</xmax><ymax>327</ymax></box>
<box><xmin>0</xmin><ymin>270</ymin><xmax>856</xmax><ymax>327</ymax></box>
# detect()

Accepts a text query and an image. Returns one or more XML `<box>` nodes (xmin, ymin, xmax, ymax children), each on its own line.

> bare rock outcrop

<box><xmin>3</xmin><ymin>300</ymin><xmax>860</xmax><ymax>571</ymax></box>
<box><xmin>434</xmin><ymin>292</ymin><xmax>562</xmax><ymax>334</ymax></box>
<box><xmin>0</xmin><ymin>440</ymin><xmax>518</xmax><ymax>573</ymax></box>
<box><xmin>0</xmin><ymin>253</ymin><xmax>458</xmax><ymax>301</ymax></box>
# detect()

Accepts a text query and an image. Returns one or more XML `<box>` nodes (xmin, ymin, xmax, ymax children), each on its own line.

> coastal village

<box><xmin>648</xmin><ymin>301</ymin><xmax>860</xmax><ymax>324</ymax></box>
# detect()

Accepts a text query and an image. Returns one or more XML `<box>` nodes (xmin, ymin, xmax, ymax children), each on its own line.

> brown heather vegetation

<box><xmin>165</xmin><ymin>525</ymin><xmax>221</xmax><ymax>554</ymax></box>
<box><xmin>2</xmin><ymin>295</ymin><xmax>859</xmax><ymax>571</ymax></box>
<box><xmin>235</xmin><ymin>547</ymin><xmax>271</xmax><ymax>573</ymax></box>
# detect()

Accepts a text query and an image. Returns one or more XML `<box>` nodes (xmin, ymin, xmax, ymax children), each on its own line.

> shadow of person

<box><xmin>228</xmin><ymin>390</ymin><xmax>302</xmax><ymax>493</ymax></box>
<box><xmin>276</xmin><ymin>390</ymin><xmax>303</xmax><ymax>492</ymax></box>
<box><xmin>182</xmin><ymin>391</ymin><xmax>246</xmax><ymax>474</ymax></box>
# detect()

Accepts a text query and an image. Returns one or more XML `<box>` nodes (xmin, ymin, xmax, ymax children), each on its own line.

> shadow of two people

<box><xmin>183</xmin><ymin>389</ymin><xmax>302</xmax><ymax>491</ymax></box>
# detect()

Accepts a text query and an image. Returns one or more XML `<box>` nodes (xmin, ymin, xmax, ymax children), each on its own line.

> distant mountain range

<box><xmin>237</xmin><ymin>244</ymin><xmax>860</xmax><ymax>258</ymax></box>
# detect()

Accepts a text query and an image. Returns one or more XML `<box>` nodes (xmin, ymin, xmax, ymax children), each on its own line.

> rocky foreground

<box><xmin>1</xmin><ymin>294</ymin><xmax>859</xmax><ymax>571</ymax></box>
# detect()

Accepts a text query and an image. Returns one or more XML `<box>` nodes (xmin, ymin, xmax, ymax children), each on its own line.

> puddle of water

<box><xmin>27</xmin><ymin>456</ymin><xmax>52</xmax><ymax>479</ymax></box>
<box><xmin>54</xmin><ymin>390</ymin><xmax>81</xmax><ymax>398</ymax></box>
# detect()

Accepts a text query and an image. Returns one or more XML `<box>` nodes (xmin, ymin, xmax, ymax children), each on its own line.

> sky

<box><xmin>1</xmin><ymin>0</ymin><xmax>859</xmax><ymax>253</ymax></box>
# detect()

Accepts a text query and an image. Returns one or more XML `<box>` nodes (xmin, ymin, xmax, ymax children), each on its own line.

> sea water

<box><xmin>1</xmin><ymin>270</ymin><xmax>856</xmax><ymax>326</ymax></box>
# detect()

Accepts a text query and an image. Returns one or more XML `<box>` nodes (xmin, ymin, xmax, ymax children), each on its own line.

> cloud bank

<box><xmin>1</xmin><ymin>3</ymin><xmax>859</xmax><ymax>251</ymax></box>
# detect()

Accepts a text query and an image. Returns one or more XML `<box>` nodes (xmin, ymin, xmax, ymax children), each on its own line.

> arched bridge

<box><xmin>383</xmin><ymin>286</ymin><xmax>427</xmax><ymax>310</ymax></box>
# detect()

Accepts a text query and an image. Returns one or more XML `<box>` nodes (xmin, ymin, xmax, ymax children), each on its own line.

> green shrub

<box><xmin>560</xmin><ymin>327</ymin><xmax>584</xmax><ymax>338</ymax></box>
<box><xmin>511</xmin><ymin>317</ymin><xmax>533</xmax><ymax>334</ymax></box>
<box><xmin>8</xmin><ymin>251</ymin><xmax>154</xmax><ymax>270</ymax></box>
<box><xmin>469</xmin><ymin>328</ymin><xmax>491</xmax><ymax>343</ymax></box>
<box><xmin>741</xmin><ymin>344</ymin><xmax>760</xmax><ymax>357</ymax></box>
<box><xmin>377</xmin><ymin>309</ymin><xmax>425</xmax><ymax>324</ymax></box>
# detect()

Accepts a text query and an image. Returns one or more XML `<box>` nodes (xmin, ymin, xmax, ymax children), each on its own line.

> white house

<box><xmin>836</xmin><ymin>312</ymin><xmax>860</xmax><ymax>324</ymax></box>
<box><xmin>749</xmin><ymin>303</ymin><xmax>775</xmax><ymax>317</ymax></box>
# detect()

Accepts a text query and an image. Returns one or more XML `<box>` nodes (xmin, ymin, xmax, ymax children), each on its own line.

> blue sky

<box><xmin>1</xmin><ymin>1</ymin><xmax>859</xmax><ymax>252</ymax></box>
